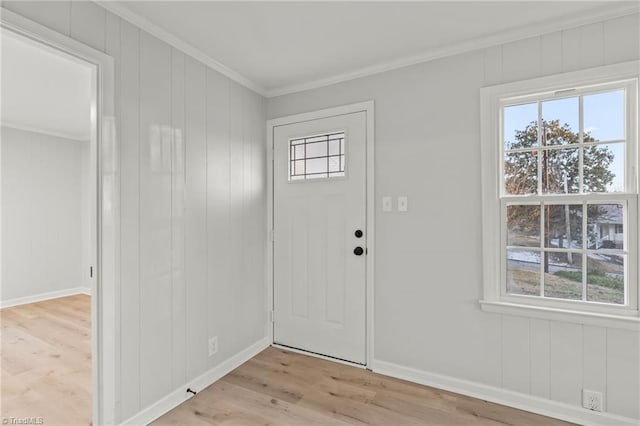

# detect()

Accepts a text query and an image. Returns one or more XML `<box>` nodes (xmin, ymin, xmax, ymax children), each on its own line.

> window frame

<box><xmin>480</xmin><ymin>61</ymin><xmax>640</xmax><ymax>329</ymax></box>
<box><xmin>286</xmin><ymin>129</ymin><xmax>349</xmax><ymax>183</ymax></box>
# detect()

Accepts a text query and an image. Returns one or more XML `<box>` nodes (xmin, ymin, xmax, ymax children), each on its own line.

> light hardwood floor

<box><xmin>1</xmin><ymin>295</ymin><xmax>91</xmax><ymax>426</ymax></box>
<box><xmin>1</xmin><ymin>296</ymin><xmax>572</xmax><ymax>425</ymax></box>
<box><xmin>156</xmin><ymin>347</ymin><xmax>572</xmax><ymax>426</ymax></box>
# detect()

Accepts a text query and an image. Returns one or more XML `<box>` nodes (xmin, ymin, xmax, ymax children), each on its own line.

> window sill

<box><xmin>479</xmin><ymin>300</ymin><xmax>640</xmax><ymax>330</ymax></box>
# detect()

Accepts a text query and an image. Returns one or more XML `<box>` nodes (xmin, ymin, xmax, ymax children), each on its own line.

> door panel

<box><xmin>273</xmin><ymin>112</ymin><xmax>366</xmax><ymax>364</ymax></box>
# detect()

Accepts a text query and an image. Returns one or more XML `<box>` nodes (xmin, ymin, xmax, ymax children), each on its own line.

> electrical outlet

<box><xmin>582</xmin><ymin>389</ymin><xmax>603</xmax><ymax>412</ymax></box>
<box><xmin>208</xmin><ymin>336</ymin><xmax>218</xmax><ymax>357</ymax></box>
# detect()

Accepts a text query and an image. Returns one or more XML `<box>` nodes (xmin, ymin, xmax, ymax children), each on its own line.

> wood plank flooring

<box><xmin>1</xmin><ymin>295</ymin><xmax>91</xmax><ymax>426</ymax></box>
<box><xmin>1</xmin><ymin>295</ymin><xmax>572</xmax><ymax>425</ymax></box>
<box><xmin>155</xmin><ymin>347</ymin><xmax>572</xmax><ymax>426</ymax></box>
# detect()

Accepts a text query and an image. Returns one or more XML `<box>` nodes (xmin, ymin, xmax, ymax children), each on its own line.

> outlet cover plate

<box><xmin>582</xmin><ymin>389</ymin><xmax>603</xmax><ymax>412</ymax></box>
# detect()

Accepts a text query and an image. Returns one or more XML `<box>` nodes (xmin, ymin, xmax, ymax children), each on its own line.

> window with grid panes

<box><xmin>480</xmin><ymin>64</ymin><xmax>639</xmax><ymax>319</ymax></box>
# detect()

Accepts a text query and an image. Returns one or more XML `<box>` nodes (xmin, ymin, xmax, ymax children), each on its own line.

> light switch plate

<box><xmin>382</xmin><ymin>196</ymin><xmax>392</xmax><ymax>212</ymax></box>
<box><xmin>208</xmin><ymin>336</ymin><xmax>218</xmax><ymax>357</ymax></box>
<box><xmin>398</xmin><ymin>196</ymin><xmax>408</xmax><ymax>212</ymax></box>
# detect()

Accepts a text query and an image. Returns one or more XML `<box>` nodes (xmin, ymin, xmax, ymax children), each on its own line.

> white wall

<box><xmin>79</xmin><ymin>136</ymin><xmax>91</xmax><ymax>295</ymax></box>
<box><xmin>5</xmin><ymin>1</ymin><xmax>637</xmax><ymax>423</ymax></box>
<box><xmin>1</xmin><ymin>1</ymin><xmax>267</xmax><ymax>423</ymax></box>
<box><xmin>1</xmin><ymin>126</ymin><xmax>89</xmax><ymax>303</ymax></box>
<box><xmin>267</xmin><ymin>13</ymin><xmax>640</xmax><ymax>421</ymax></box>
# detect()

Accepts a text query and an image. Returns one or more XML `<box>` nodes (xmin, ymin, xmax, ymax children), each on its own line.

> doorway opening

<box><xmin>1</xmin><ymin>28</ymin><xmax>97</xmax><ymax>424</ymax></box>
<box><xmin>267</xmin><ymin>102</ymin><xmax>375</xmax><ymax>367</ymax></box>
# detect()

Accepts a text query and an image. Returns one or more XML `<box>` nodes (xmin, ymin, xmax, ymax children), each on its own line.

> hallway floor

<box><xmin>1</xmin><ymin>295</ymin><xmax>91</xmax><ymax>426</ymax></box>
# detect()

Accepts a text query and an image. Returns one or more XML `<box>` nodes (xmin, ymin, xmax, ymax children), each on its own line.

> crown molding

<box><xmin>266</xmin><ymin>3</ymin><xmax>640</xmax><ymax>97</ymax></box>
<box><xmin>94</xmin><ymin>1</ymin><xmax>639</xmax><ymax>99</ymax></box>
<box><xmin>94</xmin><ymin>0</ymin><xmax>269</xmax><ymax>97</ymax></box>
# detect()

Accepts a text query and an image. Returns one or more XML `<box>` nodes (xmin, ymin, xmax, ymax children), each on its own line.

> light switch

<box><xmin>382</xmin><ymin>196</ymin><xmax>392</xmax><ymax>212</ymax></box>
<box><xmin>398</xmin><ymin>196</ymin><xmax>408</xmax><ymax>212</ymax></box>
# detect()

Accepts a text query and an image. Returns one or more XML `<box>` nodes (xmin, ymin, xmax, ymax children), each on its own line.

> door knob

<box><xmin>353</xmin><ymin>246</ymin><xmax>364</xmax><ymax>256</ymax></box>
<box><xmin>354</xmin><ymin>230</ymin><xmax>363</xmax><ymax>238</ymax></box>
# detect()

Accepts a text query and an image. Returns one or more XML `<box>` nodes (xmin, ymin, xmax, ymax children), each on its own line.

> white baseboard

<box><xmin>120</xmin><ymin>336</ymin><xmax>270</xmax><ymax>426</ymax></box>
<box><xmin>0</xmin><ymin>286</ymin><xmax>91</xmax><ymax>308</ymax></box>
<box><xmin>372</xmin><ymin>359</ymin><xmax>638</xmax><ymax>426</ymax></box>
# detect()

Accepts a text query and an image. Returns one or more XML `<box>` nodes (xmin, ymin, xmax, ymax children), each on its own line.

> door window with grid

<box><xmin>289</xmin><ymin>132</ymin><xmax>345</xmax><ymax>181</ymax></box>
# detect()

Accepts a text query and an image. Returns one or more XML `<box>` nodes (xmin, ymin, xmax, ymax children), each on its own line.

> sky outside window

<box><xmin>584</xmin><ymin>90</ymin><xmax>625</xmax><ymax>141</ymax></box>
<box><xmin>503</xmin><ymin>89</ymin><xmax>625</xmax><ymax>193</ymax></box>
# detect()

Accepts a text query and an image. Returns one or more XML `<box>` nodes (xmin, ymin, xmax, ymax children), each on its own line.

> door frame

<box><xmin>1</xmin><ymin>9</ymin><xmax>118</xmax><ymax>425</ymax></box>
<box><xmin>266</xmin><ymin>101</ymin><xmax>375</xmax><ymax>368</ymax></box>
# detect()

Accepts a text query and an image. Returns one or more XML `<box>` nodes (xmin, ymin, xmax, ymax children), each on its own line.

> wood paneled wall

<box><xmin>488</xmin><ymin>16</ymin><xmax>639</xmax><ymax>419</ymax></box>
<box><xmin>1</xmin><ymin>1</ymin><xmax>267</xmax><ymax>421</ymax></box>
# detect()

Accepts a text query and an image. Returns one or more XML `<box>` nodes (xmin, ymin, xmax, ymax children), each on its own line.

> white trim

<box><xmin>365</xmin><ymin>101</ymin><xmax>375</xmax><ymax>369</ymax></box>
<box><xmin>268</xmin><ymin>102</ymin><xmax>374</xmax><ymax>128</ymax></box>
<box><xmin>94</xmin><ymin>0</ymin><xmax>266</xmax><ymax>97</ymax></box>
<box><xmin>93</xmin><ymin>1</ymin><xmax>638</xmax><ymax>98</ymax></box>
<box><xmin>266</xmin><ymin>4</ymin><xmax>640</xmax><ymax>97</ymax></box>
<box><xmin>266</xmin><ymin>101</ymin><xmax>375</xmax><ymax>368</ymax></box>
<box><xmin>0</xmin><ymin>121</ymin><xmax>89</xmax><ymax>142</ymax></box>
<box><xmin>265</xmin><ymin>119</ymin><xmax>275</xmax><ymax>344</ymax></box>
<box><xmin>0</xmin><ymin>9</ymin><xmax>118</xmax><ymax>426</ymax></box>
<box><xmin>120</xmin><ymin>337</ymin><xmax>270</xmax><ymax>426</ymax></box>
<box><xmin>480</xmin><ymin>300</ymin><xmax>640</xmax><ymax>331</ymax></box>
<box><xmin>482</xmin><ymin>61</ymin><xmax>640</xmax><ymax>102</ymax></box>
<box><xmin>372</xmin><ymin>358</ymin><xmax>638</xmax><ymax>426</ymax></box>
<box><xmin>480</xmin><ymin>61</ymin><xmax>640</xmax><ymax>323</ymax></box>
<box><xmin>0</xmin><ymin>120</ymin><xmax>3</xmax><ymax>305</ymax></box>
<box><xmin>0</xmin><ymin>287</ymin><xmax>90</xmax><ymax>309</ymax></box>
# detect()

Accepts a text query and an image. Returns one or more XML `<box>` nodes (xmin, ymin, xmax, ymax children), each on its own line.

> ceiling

<box><xmin>107</xmin><ymin>1</ymin><xmax>638</xmax><ymax>97</ymax></box>
<box><xmin>1</xmin><ymin>29</ymin><xmax>93</xmax><ymax>141</ymax></box>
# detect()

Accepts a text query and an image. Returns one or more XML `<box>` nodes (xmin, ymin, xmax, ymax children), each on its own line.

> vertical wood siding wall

<box><xmin>1</xmin><ymin>1</ymin><xmax>267</xmax><ymax>421</ymax></box>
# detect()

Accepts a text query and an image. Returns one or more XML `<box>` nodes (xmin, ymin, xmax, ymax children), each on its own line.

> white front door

<box><xmin>273</xmin><ymin>111</ymin><xmax>367</xmax><ymax>364</ymax></box>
